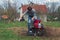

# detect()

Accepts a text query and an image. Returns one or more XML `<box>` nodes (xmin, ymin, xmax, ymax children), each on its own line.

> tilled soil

<box><xmin>8</xmin><ymin>27</ymin><xmax>60</xmax><ymax>37</ymax></box>
<box><xmin>45</xmin><ymin>27</ymin><xmax>60</xmax><ymax>37</ymax></box>
<box><xmin>7</xmin><ymin>27</ymin><xmax>60</xmax><ymax>40</ymax></box>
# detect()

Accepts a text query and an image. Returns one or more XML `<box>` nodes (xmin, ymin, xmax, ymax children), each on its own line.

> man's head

<box><xmin>27</xmin><ymin>6</ymin><xmax>32</xmax><ymax>11</ymax></box>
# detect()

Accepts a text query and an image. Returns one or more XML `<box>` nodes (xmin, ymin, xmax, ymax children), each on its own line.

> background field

<box><xmin>0</xmin><ymin>21</ymin><xmax>60</xmax><ymax>40</ymax></box>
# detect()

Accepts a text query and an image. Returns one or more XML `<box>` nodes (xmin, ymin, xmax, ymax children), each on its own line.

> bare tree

<box><xmin>0</xmin><ymin>5</ymin><xmax>4</xmax><ymax>20</ymax></box>
<box><xmin>7</xmin><ymin>0</ymin><xmax>17</xmax><ymax>21</ymax></box>
<box><xmin>46</xmin><ymin>2</ymin><xmax>58</xmax><ymax>21</ymax></box>
<box><xmin>0</xmin><ymin>5</ymin><xmax>4</xmax><ymax>15</ymax></box>
<box><xmin>57</xmin><ymin>6</ymin><xmax>60</xmax><ymax>20</ymax></box>
<box><xmin>2</xmin><ymin>0</ymin><xmax>17</xmax><ymax>22</ymax></box>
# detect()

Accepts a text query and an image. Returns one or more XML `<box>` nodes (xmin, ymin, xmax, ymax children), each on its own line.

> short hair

<box><xmin>27</xmin><ymin>6</ymin><xmax>32</xmax><ymax>11</ymax></box>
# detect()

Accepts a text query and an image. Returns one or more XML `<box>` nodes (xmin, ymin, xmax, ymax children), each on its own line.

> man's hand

<box><xmin>32</xmin><ymin>17</ymin><xmax>34</xmax><ymax>21</ymax></box>
<box><xmin>19</xmin><ymin>14</ymin><xmax>24</xmax><ymax>21</ymax></box>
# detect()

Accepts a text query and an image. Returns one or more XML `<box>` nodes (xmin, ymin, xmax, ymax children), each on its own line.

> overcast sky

<box><xmin>0</xmin><ymin>0</ymin><xmax>60</xmax><ymax>5</ymax></box>
<box><xmin>0</xmin><ymin>0</ymin><xmax>60</xmax><ymax>9</ymax></box>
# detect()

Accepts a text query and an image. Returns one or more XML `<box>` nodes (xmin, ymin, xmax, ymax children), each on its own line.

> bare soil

<box><xmin>7</xmin><ymin>27</ymin><xmax>60</xmax><ymax>40</ymax></box>
<box><xmin>7</xmin><ymin>27</ymin><xmax>60</xmax><ymax>37</ymax></box>
<box><xmin>45</xmin><ymin>27</ymin><xmax>60</xmax><ymax>37</ymax></box>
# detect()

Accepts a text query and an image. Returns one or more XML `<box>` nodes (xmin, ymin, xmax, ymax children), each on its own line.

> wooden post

<box><xmin>43</xmin><ymin>14</ymin><xmax>47</xmax><ymax>22</ymax></box>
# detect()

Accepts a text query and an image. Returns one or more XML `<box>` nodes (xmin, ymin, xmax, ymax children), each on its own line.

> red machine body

<box><xmin>33</xmin><ymin>19</ymin><xmax>41</xmax><ymax>28</ymax></box>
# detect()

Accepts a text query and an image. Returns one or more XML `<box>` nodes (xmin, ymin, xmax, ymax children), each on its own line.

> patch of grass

<box><xmin>0</xmin><ymin>21</ymin><xmax>60</xmax><ymax>40</ymax></box>
<box><xmin>19</xmin><ymin>36</ymin><xmax>50</xmax><ymax>40</ymax></box>
<box><xmin>0</xmin><ymin>29</ymin><xmax>47</xmax><ymax>40</ymax></box>
<box><xmin>0</xmin><ymin>21</ymin><xmax>27</xmax><ymax>28</ymax></box>
<box><xmin>0</xmin><ymin>29</ymin><xmax>18</xmax><ymax>40</ymax></box>
<box><xmin>0</xmin><ymin>20</ymin><xmax>60</xmax><ymax>28</ymax></box>
<box><xmin>0</xmin><ymin>29</ymin><xmax>51</xmax><ymax>40</ymax></box>
<box><xmin>43</xmin><ymin>21</ymin><xmax>60</xmax><ymax>27</ymax></box>
<box><xmin>0</xmin><ymin>29</ymin><xmax>60</xmax><ymax>40</ymax></box>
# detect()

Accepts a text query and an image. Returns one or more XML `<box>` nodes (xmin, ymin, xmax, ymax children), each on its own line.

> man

<box><xmin>20</xmin><ymin>6</ymin><xmax>37</xmax><ymax>33</ymax></box>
